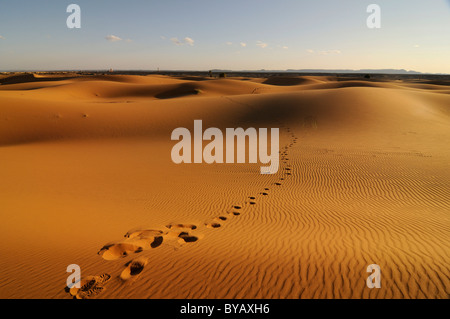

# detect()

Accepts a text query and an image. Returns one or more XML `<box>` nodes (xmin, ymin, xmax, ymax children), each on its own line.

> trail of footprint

<box><xmin>98</xmin><ymin>228</ymin><xmax>167</xmax><ymax>260</ymax></box>
<box><xmin>247</xmin><ymin>196</ymin><xmax>257</xmax><ymax>205</ymax></box>
<box><xmin>205</xmin><ymin>216</ymin><xmax>229</xmax><ymax>229</ymax></box>
<box><xmin>99</xmin><ymin>222</ymin><xmax>202</xmax><ymax>261</ymax></box>
<box><xmin>204</xmin><ymin>200</ymin><xmax>250</xmax><ymax>230</ymax></box>
<box><xmin>207</xmin><ymin>126</ymin><xmax>297</xmax><ymax>232</ymax></box>
<box><xmin>206</xmin><ymin>126</ymin><xmax>296</xmax><ymax>229</ymax></box>
<box><xmin>87</xmin><ymin>123</ymin><xmax>298</xmax><ymax>295</ymax></box>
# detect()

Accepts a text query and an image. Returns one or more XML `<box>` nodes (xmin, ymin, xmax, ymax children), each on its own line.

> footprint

<box><xmin>163</xmin><ymin>223</ymin><xmax>202</xmax><ymax>245</ymax></box>
<box><xmin>124</xmin><ymin>228</ymin><xmax>164</xmax><ymax>239</ymax></box>
<box><xmin>124</xmin><ymin>228</ymin><xmax>165</xmax><ymax>249</ymax></box>
<box><xmin>227</xmin><ymin>211</ymin><xmax>240</xmax><ymax>217</ymax></box>
<box><xmin>99</xmin><ymin>227</ymin><xmax>168</xmax><ymax>260</ymax></box>
<box><xmin>120</xmin><ymin>257</ymin><xmax>148</xmax><ymax>281</ymax></box>
<box><xmin>246</xmin><ymin>197</ymin><xmax>257</xmax><ymax>205</ymax></box>
<box><xmin>275</xmin><ymin>182</ymin><xmax>282</xmax><ymax>186</ymax></box>
<box><xmin>260</xmin><ymin>192</ymin><xmax>269</xmax><ymax>196</ymax></box>
<box><xmin>206</xmin><ymin>222</ymin><xmax>221</xmax><ymax>229</ymax></box>
<box><xmin>150</xmin><ymin>236</ymin><xmax>164</xmax><ymax>248</ymax></box>
<box><xmin>166</xmin><ymin>223</ymin><xmax>197</xmax><ymax>230</ymax></box>
<box><xmin>68</xmin><ymin>273</ymin><xmax>111</xmax><ymax>299</ymax></box>
<box><xmin>206</xmin><ymin>215</ymin><xmax>228</xmax><ymax>229</ymax></box>
<box><xmin>178</xmin><ymin>232</ymin><xmax>199</xmax><ymax>243</ymax></box>
<box><xmin>98</xmin><ymin>242</ymin><xmax>146</xmax><ymax>261</ymax></box>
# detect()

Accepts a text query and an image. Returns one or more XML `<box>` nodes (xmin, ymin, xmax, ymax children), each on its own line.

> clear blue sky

<box><xmin>0</xmin><ymin>0</ymin><xmax>449</xmax><ymax>73</ymax></box>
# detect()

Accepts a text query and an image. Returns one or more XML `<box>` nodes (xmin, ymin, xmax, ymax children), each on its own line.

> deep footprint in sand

<box><xmin>68</xmin><ymin>273</ymin><xmax>111</xmax><ymax>299</ymax></box>
<box><xmin>162</xmin><ymin>223</ymin><xmax>202</xmax><ymax>244</ymax></box>
<box><xmin>120</xmin><ymin>256</ymin><xmax>148</xmax><ymax>281</ymax></box>
<box><xmin>124</xmin><ymin>228</ymin><xmax>165</xmax><ymax>249</ymax></box>
<box><xmin>206</xmin><ymin>222</ymin><xmax>222</xmax><ymax>229</ymax></box>
<box><xmin>99</xmin><ymin>228</ymin><xmax>167</xmax><ymax>260</ymax></box>
<box><xmin>150</xmin><ymin>236</ymin><xmax>164</xmax><ymax>248</ymax></box>
<box><xmin>98</xmin><ymin>242</ymin><xmax>146</xmax><ymax>260</ymax></box>
<box><xmin>178</xmin><ymin>232</ymin><xmax>199</xmax><ymax>243</ymax></box>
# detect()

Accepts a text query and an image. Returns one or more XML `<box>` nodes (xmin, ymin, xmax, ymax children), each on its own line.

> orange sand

<box><xmin>0</xmin><ymin>74</ymin><xmax>449</xmax><ymax>299</ymax></box>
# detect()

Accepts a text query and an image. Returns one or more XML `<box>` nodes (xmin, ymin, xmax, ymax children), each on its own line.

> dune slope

<box><xmin>0</xmin><ymin>74</ymin><xmax>449</xmax><ymax>299</ymax></box>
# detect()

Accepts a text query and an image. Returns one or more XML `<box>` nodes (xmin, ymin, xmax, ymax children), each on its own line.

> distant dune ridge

<box><xmin>0</xmin><ymin>73</ymin><xmax>449</xmax><ymax>299</ymax></box>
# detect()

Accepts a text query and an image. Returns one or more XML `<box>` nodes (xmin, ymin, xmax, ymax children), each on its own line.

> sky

<box><xmin>0</xmin><ymin>0</ymin><xmax>449</xmax><ymax>73</ymax></box>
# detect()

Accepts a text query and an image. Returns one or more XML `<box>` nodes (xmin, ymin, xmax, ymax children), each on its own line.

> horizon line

<box><xmin>1</xmin><ymin>69</ymin><xmax>449</xmax><ymax>76</ymax></box>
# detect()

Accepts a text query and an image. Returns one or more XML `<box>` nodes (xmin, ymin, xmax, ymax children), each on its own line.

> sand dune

<box><xmin>0</xmin><ymin>74</ymin><xmax>449</xmax><ymax>299</ymax></box>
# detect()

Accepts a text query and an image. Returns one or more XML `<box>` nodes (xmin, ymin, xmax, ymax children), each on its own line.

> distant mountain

<box><xmin>285</xmin><ymin>69</ymin><xmax>422</xmax><ymax>74</ymax></box>
<box><xmin>209</xmin><ymin>68</ymin><xmax>425</xmax><ymax>75</ymax></box>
